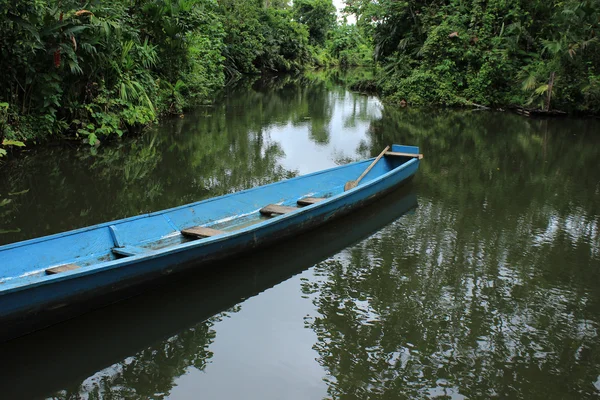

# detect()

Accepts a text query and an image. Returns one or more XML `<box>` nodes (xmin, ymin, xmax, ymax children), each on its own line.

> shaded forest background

<box><xmin>0</xmin><ymin>0</ymin><xmax>369</xmax><ymax>151</ymax></box>
<box><xmin>346</xmin><ymin>0</ymin><xmax>600</xmax><ymax>113</ymax></box>
<box><xmin>1</xmin><ymin>0</ymin><xmax>599</xmax><ymax>156</ymax></box>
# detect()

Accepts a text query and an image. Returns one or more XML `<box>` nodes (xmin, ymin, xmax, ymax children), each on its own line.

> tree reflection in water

<box><xmin>54</xmin><ymin>316</ymin><xmax>221</xmax><ymax>400</ymax></box>
<box><xmin>303</xmin><ymin>109</ymin><xmax>600</xmax><ymax>399</ymax></box>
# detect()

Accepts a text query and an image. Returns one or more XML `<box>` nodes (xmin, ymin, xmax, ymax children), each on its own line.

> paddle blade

<box><xmin>344</xmin><ymin>181</ymin><xmax>357</xmax><ymax>191</ymax></box>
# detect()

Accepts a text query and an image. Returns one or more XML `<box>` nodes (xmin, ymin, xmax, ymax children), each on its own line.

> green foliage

<box><xmin>345</xmin><ymin>0</ymin><xmax>600</xmax><ymax>113</ymax></box>
<box><xmin>0</xmin><ymin>0</ymin><xmax>378</xmax><ymax>147</ymax></box>
<box><xmin>327</xmin><ymin>23</ymin><xmax>372</xmax><ymax>67</ymax></box>
<box><xmin>0</xmin><ymin>0</ymin><xmax>226</xmax><ymax>145</ymax></box>
<box><xmin>293</xmin><ymin>0</ymin><xmax>336</xmax><ymax>46</ymax></box>
<box><xmin>0</xmin><ymin>139</ymin><xmax>25</xmax><ymax>160</ymax></box>
<box><xmin>0</xmin><ymin>103</ymin><xmax>25</xmax><ymax>159</ymax></box>
<box><xmin>310</xmin><ymin>45</ymin><xmax>337</xmax><ymax>68</ymax></box>
<box><xmin>220</xmin><ymin>0</ymin><xmax>312</xmax><ymax>76</ymax></box>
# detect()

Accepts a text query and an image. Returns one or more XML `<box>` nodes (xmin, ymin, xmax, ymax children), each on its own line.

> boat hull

<box><xmin>0</xmin><ymin>145</ymin><xmax>420</xmax><ymax>341</ymax></box>
<box><xmin>0</xmin><ymin>189</ymin><xmax>417</xmax><ymax>399</ymax></box>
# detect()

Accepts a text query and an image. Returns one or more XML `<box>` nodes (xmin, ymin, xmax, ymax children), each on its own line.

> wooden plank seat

<box><xmin>46</xmin><ymin>263</ymin><xmax>80</xmax><ymax>275</ymax></box>
<box><xmin>112</xmin><ymin>245</ymin><xmax>149</xmax><ymax>257</ymax></box>
<box><xmin>181</xmin><ymin>226</ymin><xmax>226</xmax><ymax>239</ymax></box>
<box><xmin>385</xmin><ymin>151</ymin><xmax>424</xmax><ymax>160</ymax></box>
<box><xmin>297</xmin><ymin>197</ymin><xmax>326</xmax><ymax>206</ymax></box>
<box><xmin>259</xmin><ymin>204</ymin><xmax>298</xmax><ymax>216</ymax></box>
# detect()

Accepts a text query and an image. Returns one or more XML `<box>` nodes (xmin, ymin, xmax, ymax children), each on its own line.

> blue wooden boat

<box><xmin>0</xmin><ymin>189</ymin><xmax>417</xmax><ymax>398</ymax></box>
<box><xmin>0</xmin><ymin>144</ymin><xmax>421</xmax><ymax>341</ymax></box>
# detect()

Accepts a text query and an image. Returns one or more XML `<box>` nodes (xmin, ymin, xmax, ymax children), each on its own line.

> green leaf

<box><xmin>534</xmin><ymin>84</ymin><xmax>549</xmax><ymax>95</ymax></box>
<box><xmin>522</xmin><ymin>74</ymin><xmax>537</xmax><ymax>91</ymax></box>
<box><xmin>8</xmin><ymin>189</ymin><xmax>30</xmax><ymax>196</ymax></box>
<box><xmin>88</xmin><ymin>132</ymin><xmax>98</xmax><ymax>146</ymax></box>
<box><xmin>0</xmin><ymin>228</ymin><xmax>21</xmax><ymax>234</ymax></box>
<box><xmin>1</xmin><ymin>140</ymin><xmax>25</xmax><ymax>147</ymax></box>
<box><xmin>0</xmin><ymin>198</ymin><xmax>12</xmax><ymax>207</ymax></box>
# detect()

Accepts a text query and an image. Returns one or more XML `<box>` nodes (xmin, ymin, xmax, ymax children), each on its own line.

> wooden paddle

<box><xmin>344</xmin><ymin>146</ymin><xmax>390</xmax><ymax>191</ymax></box>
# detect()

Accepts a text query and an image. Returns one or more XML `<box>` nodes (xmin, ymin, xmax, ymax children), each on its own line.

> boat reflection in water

<box><xmin>0</xmin><ymin>145</ymin><xmax>420</xmax><ymax>342</ymax></box>
<box><xmin>0</xmin><ymin>187</ymin><xmax>417</xmax><ymax>399</ymax></box>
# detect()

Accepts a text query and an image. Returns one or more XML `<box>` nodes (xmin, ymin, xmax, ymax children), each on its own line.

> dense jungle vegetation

<box><xmin>1</xmin><ymin>0</ymin><xmax>598</xmax><ymax>158</ymax></box>
<box><xmin>0</xmin><ymin>0</ymin><xmax>372</xmax><ymax>155</ymax></box>
<box><xmin>345</xmin><ymin>0</ymin><xmax>600</xmax><ymax>113</ymax></box>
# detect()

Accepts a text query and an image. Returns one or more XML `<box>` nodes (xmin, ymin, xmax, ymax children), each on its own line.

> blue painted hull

<box><xmin>0</xmin><ymin>144</ymin><xmax>420</xmax><ymax>341</ymax></box>
<box><xmin>0</xmin><ymin>189</ymin><xmax>417</xmax><ymax>398</ymax></box>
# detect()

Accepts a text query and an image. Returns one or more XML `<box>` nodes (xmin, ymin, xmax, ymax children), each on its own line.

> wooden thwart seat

<box><xmin>46</xmin><ymin>263</ymin><xmax>80</xmax><ymax>275</ymax></box>
<box><xmin>260</xmin><ymin>204</ymin><xmax>298</xmax><ymax>216</ymax></box>
<box><xmin>112</xmin><ymin>245</ymin><xmax>148</xmax><ymax>257</ymax></box>
<box><xmin>297</xmin><ymin>197</ymin><xmax>326</xmax><ymax>206</ymax></box>
<box><xmin>181</xmin><ymin>226</ymin><xmax>226</xmax><ymax>238</ymax></box>
<box><xmin>385</xmin><ymin>151</ymin><xmax>424</xmax><ymax>160</ymax></box>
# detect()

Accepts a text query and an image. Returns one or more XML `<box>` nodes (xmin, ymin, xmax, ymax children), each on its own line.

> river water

<box><xmin>0</xmin><ymin>72</ymin><xmax>599</xmax><ymax>399</ymax></box>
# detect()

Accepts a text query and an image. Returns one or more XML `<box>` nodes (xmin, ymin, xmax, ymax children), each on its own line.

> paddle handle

<box><xmin>355</xmin><ymin>145</ymin><xmax>390</xmax><ymax>185</ymax></box>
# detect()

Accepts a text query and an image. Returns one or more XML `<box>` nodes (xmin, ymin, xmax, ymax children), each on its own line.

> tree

<box><xmin>345</xmin><ymin>0</ymin><xmax>600</xmax><ymax>113</ymax></box>
<box><xmin>293</xmin><ymin>0</ymin><xmax>336</xmax><ymax>46</ymax></box>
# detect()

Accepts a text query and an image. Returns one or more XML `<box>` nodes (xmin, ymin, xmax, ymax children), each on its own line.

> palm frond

<box><xmin>521</xmin><ymin>74</ymin><xmax>537</xmax><ymax>91</ymax></box>
<box><xmin>534</xmin><ymin>84</ymin><xmax>549</xmax><ymax>95</ymax></box>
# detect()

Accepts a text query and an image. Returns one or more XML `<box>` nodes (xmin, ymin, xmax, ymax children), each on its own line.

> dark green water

<box><xmin>0</xmin><ymin>72</ymin><xmax>599</xmax><ymax>399</ymax></box>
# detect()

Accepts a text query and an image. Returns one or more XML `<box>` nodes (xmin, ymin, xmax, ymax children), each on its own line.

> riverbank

<box><xmin>347</xmin><ymin>77</ymin><xmax>600</xmax><ymax>117</ymax></box>
<box><xmin>3</xmin><ymin>0</ymin><xmax>599</xmax><ymax>162</ymax></box>
<box><xmin>1</xmin><ymin>0</ymin><xmax>371</xmax><ymax>158</ymax></box>
<box><xmin>347</xmin><ymin>0</ymin><xmax>600</xmax><ymax>116</ymax></box>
